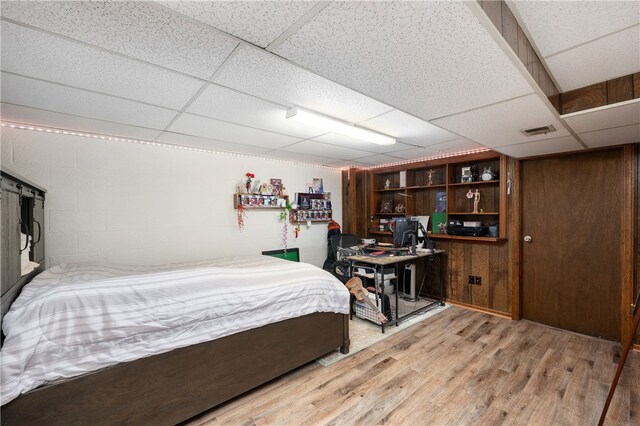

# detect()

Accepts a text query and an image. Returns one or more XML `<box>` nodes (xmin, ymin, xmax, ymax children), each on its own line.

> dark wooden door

<box><xmin>521</xmin><ymin>149</ymin><xmax>623</xmax><ymax>341</ymax></box>
<box><xmin>1</xmin><ymin>190</ymin><xmax>21</xmax><ymax>296</ymax></box>
<box><xmin>32</xmin><ymin>196</ymin><xmax>45</xmax><ymax>263</ymax></box>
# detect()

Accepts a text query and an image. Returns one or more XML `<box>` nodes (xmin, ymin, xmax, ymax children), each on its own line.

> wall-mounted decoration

<box><xmin>290</xmin><ymin>192</ymin><xmax>332</xmax><ymax>224</ymax></box>
<box><xmin>233</xmin><ymin>194</ymin><xmax>288</xmax><ymax>209</ymax></box>
<box><xmin>280</xmin><ymin>199</ymin><xmax>293</xmax><ymax>249</ymax></box>
<box><xmin>270</xmin><ymin>178</ymin><xmax>282</xmax><ymax>195</ymax></box>
<box><xmin>237</xmin><ymin>205</ymin><xmax>247</xmax><ymax>230</ymax></box>
<box><xmin>313</xmin><ymin>178</ymin><xmax>324</xmax><ymax>194</ymax></box>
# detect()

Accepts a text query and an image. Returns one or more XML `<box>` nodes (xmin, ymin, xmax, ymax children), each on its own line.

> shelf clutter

<box><xmin>369</xmin><ymin>151</ymin><xmax>506</xmax><ymax>242</ymax></box>
<box><xmin>233</xmin><ymin>193</ymin><xmax>288</xmax><ymax>209</ymax></box>
<box><xmin>290</xmin><ymin>192</ymin><xmax>332</xmax><ymax>223</ymax></box>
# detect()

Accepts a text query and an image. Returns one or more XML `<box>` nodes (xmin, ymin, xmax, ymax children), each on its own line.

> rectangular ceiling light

<box><xmin>286</xmin><ymin>107</ymin><xmax>396</xmax><ymax>145</ymax></box>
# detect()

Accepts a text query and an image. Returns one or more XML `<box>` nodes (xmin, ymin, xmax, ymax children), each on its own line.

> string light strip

<box><xmin>0</xmin><ymin>121</ymin><xmax>341</xmax><ymax>170</ymax></box>
<box><xmin>361</xmin><ymin>147</ymin><xmax>492</xmax><ymax>170</ymax></box>
<box><xmin>0</xmin><ymin>121</ymin><xmax>491</xmax><ymax>171</ymax></box>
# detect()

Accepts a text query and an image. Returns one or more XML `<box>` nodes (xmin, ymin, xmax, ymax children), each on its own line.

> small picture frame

<box><xmin>461</xmin><ymin>166</ymin><xmax>473</xmax><ymax>183</ymax></box>
<box><xmin>313</xmin><ymin>178</ymin><xmax>324</xmax><ymax>194</ymax></box>
<box><xmin>270</xmin><ymin>178</ymin><xmax>282</xmax><ymax>195</ymax></box>
<box><xmin>380</xmin><ymin>199</ymin><xmax>393</xmax><ymax>213</ymax></box>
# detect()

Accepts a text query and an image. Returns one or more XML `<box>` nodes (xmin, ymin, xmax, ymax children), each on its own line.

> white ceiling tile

<box><xmin>351</xmin><ymin>153</ymin><xmax>406</xmax><ymax>166</ymax></box>
<box><xmin>156</xmin><ymin>132</ymin><xmax>270</xmax><ymax>155</ymax></box>
<box><xmin>493</xmin><ymin>136</ymin><xmax>583</xmax><ymax>158</ymax></box>
<box><xmin>0</xmin><ymin>1</ymin><xmax>239</xmax><ymax>79</ymax></box>
<box><xmin>260</xmin><ymin>150</ymin><xmax>341</xmax><ymax>166</ymax></box>
<box><xmin>385</xmin><ymin>147</ymin><xmax>444</xmax><ymax>161</ymax></box>
<box><xmin>1</xmin><ymin>21</ymin><xmax>202</xmax><ymax>109</ymax></box>
<box><xmin>186</xmin><ymin>84</ymin><xmax>324</xmax><ymax>139</ymax></box>
<box><xmin>324</xmin><ymin>160</ymin><xmax>371</xmax><ymax>168</ymax></box>
<box><xmin>545</xmin><ymin>26</ymin><xmax>640</xmax><ymax>92</ymax></box>
<box><xmin>1</xmin><ymin>73</ymin><xmax>177</xmax><ymax>130</ymax></box>
<box><xmin>212</xmin><ymin>45</ymin><xmax>393</xmax><ymax>123</ymax></box>
<box><xmin>272</xmin><ymin>1</ymin><xmax>533</xmax><ymax>121</ymax></box>
<box><xmin>429</xmin><ymin>138</ymin><xmax>486</xmax><ymax>154</ymax></box>
<box><xmin>0</xmin><ymin>103</ymin><xmax>163</xmax><ymax>141</ymax></box>
<box><xmin>157</xmin><ymin>1</ymin><xmax>315</xmax><ymax>48</ymax></box>
<box><xmin>168</xmin><ymin>113</ymin><xmax>301</xmax><ymax>150</ymax></box>
<box><xmin>579</xmin><ymin>124</ymin><xmax>640</xmax><ymax>148</ymax></box>
<box><xmin>563</xmin><ymin>100</ymin><xmax>640</xmax><ymax>134</ymax></box>
<box><xmin>432</xmin><ymin>94</ymin><xmax>570</xmax><ymax>148</ymax></box>
<box><xmin>311</xmin><ymin>133</ymin><xmax>414</xmax><ymax>154</ymax></box>
<box><xmin>359</xmin><ymin>110</ymin><xmax>458</xmax><ymax>147</ymax></box>
<box><xmin>509</xmin><ymin>1</ymin><xmax>640</xmax><ymax>57</ymax></box>
<box><xmin>281</xmin><ymin>140</ymin><xmax>375</xmax><ymax>160</ymax></box>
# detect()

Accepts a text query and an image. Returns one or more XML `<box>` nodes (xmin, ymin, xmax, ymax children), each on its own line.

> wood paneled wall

<box><xmin>342</xmin><ymin>168</ymin><xmax>370</xmax><ymax>239</ymax></box>
<box><xmin>478</xmin><ymin>1</ymin><xmax>639</xmax><ymax>115</ymax></box>
<box><xmin>477</xmin><ymin>0</ymin><xmax>559</xmax><ymax>103</ymax></box>
<box><xmin>635</xmin><ymin>145</ymin><xmax>640</xmax><ymax>345</ymax></box>
<box><xmin>559</xmin><ymin>74</ymin><xmax>640</xmax><ymax>114</ymax></box>
<box><xmin>434</xmin><ymin>240</ymin><xmax>510</xmax><ymax>314</ymax></box>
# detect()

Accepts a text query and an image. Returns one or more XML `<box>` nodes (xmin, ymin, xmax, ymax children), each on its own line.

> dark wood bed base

<box><xmin>1</xmin><ymin>311</ymin><xmax>350</xmax><ymax>425</ymax></box>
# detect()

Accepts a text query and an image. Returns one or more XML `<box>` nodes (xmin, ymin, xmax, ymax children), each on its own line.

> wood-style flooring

<box><xmin>186</xmin><ymin>307</ymin><xmax>639</xmax><ymax>425</ymax></box>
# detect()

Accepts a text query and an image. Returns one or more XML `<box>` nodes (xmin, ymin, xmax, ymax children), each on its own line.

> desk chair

<box><xmin>324</xmin><ymin>233</ymin><xmax>358</xmax><ymax>283</ymax></box>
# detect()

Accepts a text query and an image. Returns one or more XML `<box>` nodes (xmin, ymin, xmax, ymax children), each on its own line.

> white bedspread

<box><xmin>1</xmin><ymin>256</ymin><xmax>349</xmax><ymax>405</ymax></box>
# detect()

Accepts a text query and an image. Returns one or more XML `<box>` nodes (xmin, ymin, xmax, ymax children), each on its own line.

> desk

<box><xmin>348</xmin><ymin>248</ymin><xmax>446</xmax><ymax>332</ymax></box>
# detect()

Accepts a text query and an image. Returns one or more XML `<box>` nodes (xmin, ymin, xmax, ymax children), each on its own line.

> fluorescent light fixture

<box><xmin>286</xmin><ymin>107</ymin><xmax>395</xmax><ymax>145</ymax></box>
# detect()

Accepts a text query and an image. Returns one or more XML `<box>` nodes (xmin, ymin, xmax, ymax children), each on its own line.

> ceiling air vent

<box><xmin>521</xmin><ymin>125</ymin><xmax>556</xmax><ymax>136</ymax></box>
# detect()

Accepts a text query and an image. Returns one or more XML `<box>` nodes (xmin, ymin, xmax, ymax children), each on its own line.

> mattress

<box><xmin>0</xmin><ymin>256</ymin><xmax>349</xmax><ymax>405</ymax></box>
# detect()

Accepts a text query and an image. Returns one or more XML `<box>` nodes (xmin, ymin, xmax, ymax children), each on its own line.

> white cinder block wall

<box><xmin>0</xmin><ymin>127</ymin><xmax>342</xmax><ymax>268</ymax></box>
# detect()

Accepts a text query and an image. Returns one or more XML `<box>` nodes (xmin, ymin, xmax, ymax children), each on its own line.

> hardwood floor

<box><xmin>186</xmin><ymin>307</ymin><xmax>639</xmax><ymax>425</ymax></box>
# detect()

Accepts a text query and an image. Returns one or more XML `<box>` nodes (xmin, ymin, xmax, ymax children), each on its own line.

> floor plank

<box><xmin>186</xmin><ymin>307</ymin><xmax>640</xmax><ymax>425</ymax></box>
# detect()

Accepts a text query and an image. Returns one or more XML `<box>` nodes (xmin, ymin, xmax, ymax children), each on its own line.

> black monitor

<box><xmin>392</xmin><ymin>217</ymin><xmax>418</xmax><ymax>249</ymax></box>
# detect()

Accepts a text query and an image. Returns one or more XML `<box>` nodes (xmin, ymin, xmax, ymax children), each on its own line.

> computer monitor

<box><xmin>392</xmin><ymin>217</ymin><xmax>418</xmax><ymax>249</ymax></box>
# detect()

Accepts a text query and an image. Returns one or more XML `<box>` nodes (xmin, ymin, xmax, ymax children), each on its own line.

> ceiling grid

<box><xmin>0</xmin><ymin>1</ymin><xmax>637</xmax><ymax>166</ymax></box>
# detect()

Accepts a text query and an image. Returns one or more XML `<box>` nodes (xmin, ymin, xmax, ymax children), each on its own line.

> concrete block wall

<box><xmin>0</xmin><ymin>127</ymin><xmax>342</xmax><ymax>268</ymax></box>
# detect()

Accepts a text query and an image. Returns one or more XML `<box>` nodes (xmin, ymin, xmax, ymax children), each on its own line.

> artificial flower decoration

<box><xmin>237</xmin><ymin>204</ymin><xmax>247</xmax><ymax>230</ymax></box>
<box><xmin>280</xmin><ymin>199</ymin><xmax>293</xmax><ymax>249</ymax></box>
<box><xmin>245</xmin><ymin>172</ymin><xmax>255</xmax><ymax>192</ymax></box>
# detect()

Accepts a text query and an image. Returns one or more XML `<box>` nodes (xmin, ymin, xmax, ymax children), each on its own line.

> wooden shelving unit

<box><xmin>233</xmin><ymin>193</ymin><xmax>288</xmax><ymax>210</ymax></box>
<box><xmin>289</xmin><ymin>192</ymin><xmax>333</xmax><ymax>223</ymax></box>
<box><xmin>368</xmin><ymin>151</ymin><xmax>507</xmax><ymax>243</ymax></box>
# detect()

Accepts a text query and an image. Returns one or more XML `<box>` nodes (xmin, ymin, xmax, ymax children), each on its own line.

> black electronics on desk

<box><xmin>447</xmin><ymin>220</ymin><xmax>487</xmax><ymax>237</ymax></box>
<box><xmin>390</xmin><ymin>217</ymin><xmax>419</xmax><ymax>249</ymax></box>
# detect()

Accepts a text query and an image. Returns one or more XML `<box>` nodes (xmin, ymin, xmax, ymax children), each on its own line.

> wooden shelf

<box><xmin>370</xmin><ymin>230</ymin><xmax>392</xmax><ymax>236</ymax></box>
<box><xmin>448</xmin><ymin>212</ymin><xmax>499</xmax><ymax>215</ymax></box>
<box><xmin>368</xmin><ymin>151</ymin><xmax>507</xmax><ymax>242</ymax></box>
<box><xmin>405</xmin><ymin>184</ymin><xmax>447</xmax><ymax>189</ymax></box>
<box><xmin>374</xmin><ymin>187</ymin><xmax>405</xmax><ymax>192</ymax></box>
<box><xmin>234</xmin><ymin>193</ymin><xmax>288</xmax><ymax>209</ymax></box>
<box><xmin>448</xmin><ymin>180</ymin><xmax>499</xmax><ymax>187</ymax></box>
<box><xmin>429</xmin><ymin>234</ymin><xmax>506</xmax><ymax>243</ymax></box>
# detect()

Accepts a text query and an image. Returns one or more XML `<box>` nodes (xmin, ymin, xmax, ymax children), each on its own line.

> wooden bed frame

<box><xmin>1</xmin><ymin>275</ymin><xmax>350</xmax><ymax>425</ymax></box>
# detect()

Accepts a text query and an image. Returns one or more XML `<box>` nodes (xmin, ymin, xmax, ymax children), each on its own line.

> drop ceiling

<box><xmin>1</xmin><ymin>1</ymin><xmax>638</xmax><ymax>168</ymax></box>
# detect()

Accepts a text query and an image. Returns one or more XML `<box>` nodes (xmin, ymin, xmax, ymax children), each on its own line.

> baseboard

<box><xmin>445</xmin><ymin>299</ymin><xmax>512</xmax><ymax>319</ymax></box>
<box><xmin>634</xmin><ymin>343</ymin><xmax>640</xmax><ymax>353</ymax></box>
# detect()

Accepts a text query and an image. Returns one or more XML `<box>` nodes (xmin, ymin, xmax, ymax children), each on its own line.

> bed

<box><xmin>0</xmin><ymin>256</ymin><xmax>350</xmax><ymax>425</ymax></box>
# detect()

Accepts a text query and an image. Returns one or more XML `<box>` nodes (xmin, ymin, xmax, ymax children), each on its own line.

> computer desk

<box><xmin>347</xmin><ymin>247</ymin><xmax>446</xmax><ymax>333</ymax></box>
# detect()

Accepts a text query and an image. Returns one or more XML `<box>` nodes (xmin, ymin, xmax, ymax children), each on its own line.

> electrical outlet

<box><xmin>475</xmin><ymin>276</ymin><xmax>482</xmax><ymax>285</ymax></box>
<box><xmin>468</xmin><ymin>275</ymin><xmax>475</xmax><ymax>284</ymax></box>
